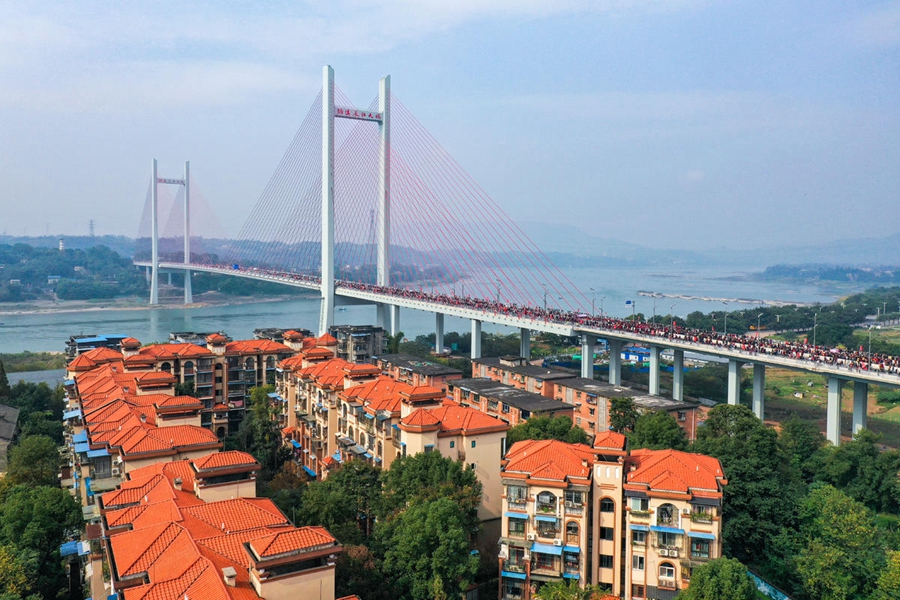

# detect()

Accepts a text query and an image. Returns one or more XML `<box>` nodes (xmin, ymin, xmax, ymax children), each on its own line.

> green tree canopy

<box><xmin>0</xmin><ymin>360</ymin><xmax>9</xmax><ymax>399</ymax></box>
<box><xmin>379</xmin><ymin>496</ymin><xmax>479</xmax><ymax>600</ymax></box>
<box><xmin>4</xmin><ymin>435</ymin><xmax>60</xmax><ymax>489</ymax></box>
<box><xmin>533</xmin><ymin>579</ymin><xmax>611</xmax><ymax>600</ymax></box>
<box><xmin>778</xmin><ymin>415</ymin><xmax>826</xmax><ymax>484</ymax></box>
<box><xmin>692</xmin><ymin>404</ymin><xmax>797</xmax><ymax>563</ymax></box>
<box><xmin>629</xmin><ymin>409</ymin><xmax>688</xmax><ymax>451</ymax></box>
<box><xmin>609</xmin><ymin>396</ymin><xmax>638</xmax><ymax>433</ymax></box>
<box><xmin>674</xmin><ymin>557</ymin><xmax>757</xmax><ymax>600</ymax></box>
<box><xmin>334</xmin><ymin>544</ymin><xmax>390</xmax><ymax>600</ymax></box>
<box><xmin>873</xmin><ymin>550</ymin><xmax>900</xmax><ymax>600</ymax></box>
<box><xmin>296</xmin><ymin>460</ymin><xmax>382</xmax><ymax>544</ymax></box>
<box><xmin>506</xmin><ymin>415</ymin><xmax>590</xmax><ymax>446</ymax></box>
<box><xmin>231</xmin><ymin>385</ymin><xmax>286</xmax><ymax>478</ymax></box>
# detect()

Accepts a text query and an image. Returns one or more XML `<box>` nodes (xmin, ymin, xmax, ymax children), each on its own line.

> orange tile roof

<box><xmin>225</xmin><ymin>339</ymin><xmax>292</xmax><ymax>355</ymax></box>
<box><xmin>134</xmin><ymin>343</ymin><xmax>212</xmax><ymax>360</ymax></box>
<box><xmin>400</xmin><ymin>409</ymin><xmax>441</xmax><ymax>429</ymax></box>
<box><xmin>504</xmin><ymin>439</ymin><xmax>597</xmax><ymax>483</ymax></box>
<box><xmin>206</xmin><ymin>333</ymin><xmax>228</xmax><ymax>344</ymax></box>
<box><xmin>316</xmin><ymin>333</ymin><xmax>338</xmax><ymax>346</ymax></box>
<box><xmin>282</xmin><ymin>330</ymin><xmax>305</xmax><ymax>340</ymax></box>
<box><xmin>299</xmin><ymin>358</ymin><xmax>350</xmax><ymax>389</ymax></box>
<box><xmin>247</xmin><ymin>526</ymin><xmax>337</xmax><ymax>559</ymax></box>
<box><xmin>625</xmin><ymin>449</ymin><xmax>727</xmax><ymax>495</ymax></box>
<box><xmin>415</xmin><ymin>404</ymin><xmax>510</xmax><ymax>435</ymax></box>
<box><xmin>593</xmin><ymin>430</ymin><xmax>628</xmax><ymax>451</ymax></box>
<box><xmin>192</xmin><ymin>451</ymin><xmax>259</xmax><ymax>471</ymax></box>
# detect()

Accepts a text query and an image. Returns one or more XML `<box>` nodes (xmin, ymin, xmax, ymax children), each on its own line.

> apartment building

<box><xmin>371</xmin><ymin>353</ymin><xmax>463</xmax><ymax>392</ymax></box>
<box><xmin>472</xmin><ymin>356</ymin><xmax>573</xmax><ymax>394</ymax></box>
<box><xmin>497</xmin><ymin>436</ymin><xmax>727</xmax><ymax>600</ymax></box>
<box><xmin>449</xmin><ymin>378</ymin><xmax>575</xmax><ymax>426</ymax></box>
<box><xmin>329</xmin><ymin>324</ymin><xmax>386</xmax><ymax>362</ymax></box>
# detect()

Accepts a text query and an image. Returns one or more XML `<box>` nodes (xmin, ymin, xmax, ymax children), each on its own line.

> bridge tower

<box><xmin>320</xmin><ymin>66</ymin><xmax>393</xmax><ymax>335</ymax></box>
<box><xmin>148</xmin><ymin>159</ymin><xmax>190</xmax><ymax>305</ymax></box>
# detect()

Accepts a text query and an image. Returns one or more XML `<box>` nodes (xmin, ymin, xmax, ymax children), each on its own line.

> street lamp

<box><xmin>590</xmin><ymin>288</ymin><xmax>596</xmax><ymax>316</ymax></box>
<box><xmin>600</xmin><ymin>296</ymin><xmax>606</xmax><ymax>317</ymax></box>
<box><xmin>652</xmin><ymin>297</ymin><xmax>658</xmax><ymax>325</ymax></box>
<box><xmin>868</xmin><ymin>325</ymin><xmax>874</xmax><ymax>365</ymax></box>
<box><xmin>670</xmin><ymin>303</ymin><xmax>677</xmax><ymax>325</ymax></box>
<box><xmin>542</xmin><ymin>284</ymin><xmax>548</xmax><ymax>311</ymax></box>
<box><xmin>757</xmin><ymin>313</ymin><xmax>763</xmax><ymax>339</ymax></box>
<box><xmin>722</xmin><ymin>302</ymin><xmax>729</xmax><ymax>336</ymax></box>
<box><xmin>496</xmin><ymin>280</ymin><xmax>502</xmax><ymax>305</ymax></box>
<box><xmin>813</xmin><ymin>312</ymin><xmax>818</xmax><ymax>347</ymax></box>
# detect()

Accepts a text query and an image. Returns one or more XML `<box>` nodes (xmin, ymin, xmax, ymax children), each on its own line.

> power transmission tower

<box><xmin>88</xmin><ymin>220</ymin><xmax>95</xmax><ymax>237</ymax></box>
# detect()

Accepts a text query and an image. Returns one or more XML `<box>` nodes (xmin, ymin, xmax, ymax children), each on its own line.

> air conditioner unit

<box><xmin>553</xmin><ymin>539</ymin><xmax>562</xmax><ymax>547</ymax></box>
<box><xmin>527</xmin><ymin>534</ymin><xmax>537</xmax><ymax>541</ymax></box>
<box><xmin>668</xmin><ymin>549</ymin><xmax>679</xmax><ymax>557</ymax></box>
<box><xmin>659</xmin><ymin>549</ymin><xmax>669</xmax><ymax>557</ymax></box>
<box><xmin>565</xmin><ymin>501</ymin><xmax>574</xmax><ymax>508</ymax></box>
<box><xmin>111</xmin><ymin>467</ymin><xmax>121</xmax><ymax>476</ymax></box>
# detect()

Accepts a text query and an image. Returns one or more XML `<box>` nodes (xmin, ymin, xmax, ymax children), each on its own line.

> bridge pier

<box><xmin>471</xmin><ymin>320</ymin><xmax>482</xmax><ymax>359</ymax></box>
<box><xmin>435</xmin><ymin>313</ymin><xmax>444</xmax><ymax>355</ymax></box>
<box><xmin>581</xmin><ymin>335</ymin><xmax>597</xmax><ymax>379</ymax></box>
<box><xmin>167</xmin><ymin>273</ymin><xmax>172</xmax><ymax>286</ymax></box>
<box><xmin>752</xmin><ymin>363</ymin><xmax>765</xmax><ymax>420</ymax></box>
<box><xmin>520</xmin><ymin>328</ymin><xmax>531</xmax><ymax>360</ymax></box>
<box><xmin>648</xmin><ymin>345</ymin><xmax>660</xmax><ymax>395</ymax></box>
<box><xmin>853</xmin><ymin>381</ymin><xmax>868</xmax><ymax>435</ymax></box>
<box><xmin>183</xmin><ymin>160</ymin><xmax>192</xmax><ymax>305</ymax></box>
<box><xmin>672</xmin><ymin>349</ymin><xmax>684</xmax><ymax>401</ymax></box>
<box><xmin>608</xmin><ymin>339</ymin><xmax>622</xmax><ymax>385</ymax></box>
<box><xmin>727</xmin><ymin>359</ymin><xmax>744</xmax><ymax>405</ymax></box>
<box><xmin>390</xmin><ymin>305</ymin><xmax>400</xmax><ymax>337</ymax></box>
<box><xmin>827</xmin><ymin>377</ymin><xmax>844</xmax><ymax>446</ymax></box>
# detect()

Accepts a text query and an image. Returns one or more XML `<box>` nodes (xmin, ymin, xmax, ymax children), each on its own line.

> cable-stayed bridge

<box><xmin>134</xmin><ymin>66</ymin><xmax>900</xmax><ymax>446</ymax></box>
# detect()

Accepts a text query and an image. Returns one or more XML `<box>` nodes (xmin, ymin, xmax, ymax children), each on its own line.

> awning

<box><xmin>331</xmin><ymin>451</ymin><xmax>342</xmax><ymax>462</ymax></box>
<box><xmin>688</xmin><ymin>531</ymin><xmax>716</xmax><ymax>540</ymax></box>
<box><xmin>63</xmin><ymin>379</ymin><xmax>75</xmax><ymax>386</ymax></box>
<box><xmin>650</xmin><ymin>526</ymin><xmax>684</xmax><ymax>535</ymax></box>
<box><xmin>362</xmin><ymin>452</ymin><xmax>373</xmax><ymax>459</ymax></box>
<box><xmin>504</xmin><ymin>512</ymin><xmax>528</xmax><ymax>519</ymax></box>
<box><xmin>60</xmin><ymin>541</ymin><xmax>80</xmax><ymax>557</ymax></box>
<box><xmin>563</xmin><ymin>573</ymin><xmax>580</xmax><ymax>580</ymax></box>
<box><xmin>629</xmin><ymin>524</ymin><xmax>649</xmax><ymax>532</ymax></box>
<box><xmin>86</xmin><ymin>448</ymin><xmax>109</xmax><ymax>458</ymax></box>
<box><xmin>376</xmin><ymin>413</ymin><xmax>391</xmax><ymax>421</ymax></box>
<box><xmin>349</xmin><ymin>445</ymin><xmax>367</xmax><ymax>455</ymax></box>
<box><xmin>691</xmin><ymin>496</ymin><xmax>721</xmax><ymax>507</ymax></box>
<box><xmin>73</xmin><ymin>431</ymin><xmax>88</xmax><ymax>443</ymax></box>
<box><xmin>302</xmin><ymin>466</ymin><xmax>317</xmax><ymax>478</ymax></box>
<box><xmin>290</xmin><ymin>440</ymin><xmax>301</xmax><ymax>449</ymax></box>
<box><xmin>74</xmin><ymin>442</ymin><xmax>90</xmax><ymax>453</ymax></box>
<box><xmin>501</xmin><ymin>571</ymin><xmax>527</xmax><ymax>581</ymax></box>
<box><xmin>63</xmin><ymin>409</ymin><xmax>82</xmax><ymax>420</ymax></box>
<box><xmin>535</xmin><ymin>515</ymin><xmax>557</xmax><ymax>523</ymax></box>
<box><xmin>563</xmin><ymin>545</ymin><xmax>580</xmax><ymax>554</ymax></box>
<box><xmin>364</xmin><ymin>413</ymin><xmax>375</xmax><ymax>420</ymax></box>
<box><xmin>531</xmin><ymin>542</ymin><xmax>563</xmax><ymax>556</ymax></box>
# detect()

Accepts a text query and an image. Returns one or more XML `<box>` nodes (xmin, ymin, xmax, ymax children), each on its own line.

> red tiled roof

<box><xmin>593</xmin><ymin>430</ymin><xmax>628</xmax><ymax>451</ymax></box>
<box><xmin>400</xmin><ymin>409</ymin><xmax>441</xmax><ymax>429</ymax></box>
<box><xmin>316</xmin><ymin>333</ymin><xmax>338</xmax><ymax>346</ymax></box>
<box><xmin>206</xmin><ymin>333</ymin><xmax>228</xmax><ymax>344</ymax></box>
<box><xmin>504</xmin><ymin>439</ymin><xmax>597</xmax><ymax>483</ymax></box>
<box><xmin>122</xmin><ymin>337</ymin><xmax>142</xmax><ymax>349</ymax></box>
<box><xmin>133</xmin><ymin>343</ymin><xmax>212</xmax><ymax>360</ymax></box>
<box><xmin>225</xmin><ymin>339</ymin><xmax>292</xmax><ymax>355</ymax></box>
<box><xmin>247</xmin><ymin>526</ymin><xmax>337</xmax><ymax>558</ymax></box>
<box><xmin>192</xmin><ymin>451</ymin><xmax>259</xmax><ymax>471</ymax></box>
<box><xmin>625</xmin><ymin>449</ymin><xmax>726</xmax><ymax>494</ymax></box>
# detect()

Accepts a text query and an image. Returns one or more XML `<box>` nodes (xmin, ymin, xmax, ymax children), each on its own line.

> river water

<box><xmin>0</xmin><ymin>264</ymin><xmax>855</xmax><ymax>354</ymax></box>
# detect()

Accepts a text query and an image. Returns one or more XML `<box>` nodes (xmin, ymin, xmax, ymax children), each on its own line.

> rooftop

<box><xmin>372</xmin><ymin>353</ymin><xmax>462</xmax><ymax>377</ymax></box>
<box><xmin>554</xmin><ymin>377</ymin><xmax>698</xmax><ymax>411</ymax></box>
<box><xmin>451</xmin><ymin>378</ymin><xmax>575</xmax><ymax>414</ymax></box>
<box><xmin>626</xmin><ymin>448</ymin><xmax>727</xmax><ymax>495</ymax></box>
<box><xmin>474</xmin><ymin>356</ymin><xmax>573</xmax><ymax>381</ymax></box>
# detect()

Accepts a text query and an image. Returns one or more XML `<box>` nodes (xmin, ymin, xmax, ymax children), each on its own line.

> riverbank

<box><xmin>0</xmin><ymin>291</ymin><xmax>311</xmax><ymax>317</ymax></box>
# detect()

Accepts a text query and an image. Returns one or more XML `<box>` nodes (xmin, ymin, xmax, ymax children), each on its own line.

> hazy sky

<box><xmin>0</xmin><ymin>1</ymin><xmax>898</xmax><ymax>250</ymax></box>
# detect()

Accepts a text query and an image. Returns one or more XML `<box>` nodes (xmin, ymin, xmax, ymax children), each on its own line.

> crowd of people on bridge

<box><xmin>212</xmin><ymin>263</ymin><xmax>900</xmax><ymax>377</ymax></box>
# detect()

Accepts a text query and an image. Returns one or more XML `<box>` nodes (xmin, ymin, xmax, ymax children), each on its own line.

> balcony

<box><xmin>564</xmin><ymin>502</ymin><xmax>583</xmax><ymax>516</ymax></box>
<box><xmin>504</xmin><ymin>561</ymin><xmax>526</xmax><ymax>574</ymax></box>
<box><xmin>630</xmin><ymin>510</ymin><xmax>651</xmax><ymax>520</ymax></box>
<box><xmin>690</xmin><ymin>511</ymin><xmax>713</xmax><ymax>524</ymax></box>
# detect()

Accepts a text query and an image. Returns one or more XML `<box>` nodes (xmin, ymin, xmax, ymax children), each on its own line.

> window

<box><xmin>502</xmin><ymin>402</ymin><xmax>510</xmax><ymax>413</ymax></box>
<box><xmin>631</xmin><ymin>584</ymin><xmax>645</xmax><ymax>599</ymax></box>
<box><xmin>565</xmin><ymin>551</ymin><xmax>581</xmax><ymax>571</ymax></box>
<box><xmin>508</xmin><ymin>517</ymin><xmax>526</xmax><ymax>537</ymax></box>
<box><xmin>471</xmin><ymin>440</ymin><xmax>477</xmax><ymax>448</ymax></box>
<box><xmin>564</xmin><ymin>490</ymin><xmax>583</xmax><ymax>507</ymax></box>
<box><xmin>566</xmin><ymin>521</ymin><xmax>579</xmax><ymax>542</ymax></box>
<box><xmin>424</xmin><ymin>444</ymin><xmax>434</xmax><ymax>453</ymax></box>
<box><xmin>691</xmin><ymin>539</ymin><xmax>710</xmax><ymax>559</ymax></box>
<box><xmin>691</xmin><ymin>505</ymin><xmax>713</xmax><ymax>522</ymax></box>
<box><xmin>632</xmin><ymin>555</ymin><xmax>644</xmax><ymax>570</ymax></box>
<box><xmin>507</xmin><ymin>485</ymin><xmax>527</xmax><ymax>505</ymax></box>
<box><xmin>658</xmin><ymin>532</ymin><xmax>679</xmax><ymax>547</ymax></box>
<box><xmin>504</xmin><ymin>580</ymin><xmax>524</xmax><ymax>599</ymax></box>
<box><xmin>537</xmin><ymin>491</ymin><xmax>557</xmax><ymax>514</ymax></box>
<box><xmin>599</xmin><ymin>527</ymin><xmax>614</xmax><ymax>541</ymax></box>
<box><xmin>600</xmin><ymin>498</ymin><xmax>615</xmax><ymax>513</ymax></box>
<box><xmin>488</xmin><ymin>399</ymin><xmax>499</xmax><ymax>412</ymax></box>
<box><xmin>589</xmin><ymin>408</ymin><xmax>595</xmax><ymax>416</ymax></box>
<box><xmin>632</xmin><ymin>530</ymin><xmax>646</xmax><ymax>545</ymax></box>
<box><xmin>449</xmin><ymin>440</ymin><xmax>455</xmax><ymax>448</ymax></box>
<box><xmin>598</xmin><ymin>554</ymin><xmax>613</xmax><ymax>569</ymax></box>
<box><xmin>678</xmin><ymin>411</ymin><xmax>687</xmax><ymax>421</ymax></box>
<box><xmin>630</xmin><ymin>497</ymin><xmax>649</xmax><ymax>512</ymax></box>
<box><xmin>657</xmin><ymin>503</ymin><xmax>676</xmax><ymax>526</ymax></box>
<box><xmin>534</xmin><ymin>554</ymin><xmax>556</xmax><ymax>571</ymax></box>
<box><xmin>536</xmin><ymin>519</ymin><xmax>558</xmax><ymax>538</ymax></box>
<box><xmin>659</xmin><ymin>563</ymin><xmax>676</xmax><ymax>579</ymax></box>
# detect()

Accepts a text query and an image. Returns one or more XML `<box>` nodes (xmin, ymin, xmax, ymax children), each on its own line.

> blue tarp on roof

<box><xmin>60</xmin><ymin>541</ymin><xmax>80</xmax><ymax>556</ymax></box>
<box><xmin>302</xmin><ymin>466</ymin><xmax>317</xmax><ymax>478</ymax></box>
<box><xmin>85</xmin><ymin>477</ymin><xmax>93</xmax><ymax>498</ymax></box>
<box><xmin>650</xmin><ymin>526</ymin><xmax>685</xmax><ymax>535</ymax></box>
<box><xmin>63</xmin><ymin>409</ymin><xmax>82</xmax><ymax>420</ymax></box>
<box><xmin>531</xmin><ymin>542</ymin><xmax>563</xmax><ymax>556</ymax></box>
<box><xmin>72</xmin><ymin>431</ymin><xmax>88</xmax><ymax>443</ymax></box>
<box><xmin>688</xmin><ymin>531</ymin><xmax>716</xmax><ymax>540</ymax></box>
<box><xmin>501</xmin><ymin>571</ymin><xmax>527</xmax><ymax>581</ymax></box>
<box><xmin>86</xmin><ymin>448</ymin><xmax>109</xmax><ymax>458</ymax></box>
<box><xmin>290</xmin><ymin>440</ymin><xmax>301</xmax><ymax>449</ymax></box>
<box><xmin>74</xmin><ymin>442</ymin><xmax>90</xmax><ymax>453</ymax></box>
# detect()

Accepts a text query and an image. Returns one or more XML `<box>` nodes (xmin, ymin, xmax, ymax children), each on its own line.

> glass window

<box><xmin>657</xmin><ymin>503</ymin><xmax>676</xmax><ymax>525</ymax></box>
<box><xmin>537</xmin><ymin>491</ymin><xmax>557</xmax><ymax>513</ymax></box>
<box><xmin>471</xmin><ymin>440</ymin><xmax>476</xmax><ymax>448</ymax></box>
<box><xmin>659</xmin><ymin>563</ymin><xmax>676</xmax><ymax>579</ymax></box>
<box><xmin>504</xmin><ymin>580</ymin><xmax>524</xmax><ymax>599</ymax></box>
<box><xmin>600</xmin><ymin>527</ymin><xmax>614</xmax><ymax>541</ymax></box>
<box><xmin>564</xmin><ymin>490</ymin><xmax>583</xmax><ymax>506</ymax></box>
<box><xmin>632</xmin><ymin>530</ymin><xmax>646</xmax><ymax>545</ymax></box>
<box><xmin>600</xmin><ymin>498</ymin><xmax>615</xmax><ymax>513</ymax></box>
<box><xmin>565</xmin><ymin>551</ymin><xmax>580</xmax><ymax>571</ymax></box>
<box><xmin>536</xmin><ymin>519</ymin><xmax>558</xmax><ymax>538</ymax></box>
<box><xmin>598</xmin><ymin>554</ymin><xmax>613</xmax><ymax>569</ymax></box>
<box><xmin>534</xmin><ymin>553</ymin><xmax>555</xmax><ymax>570</ymax></box>
<box><xmin>507</xmin><ymin>485</ymin><xmax>527</xmax><ymax>504</ymax></box>
<box><xmin>632</xmin><ymin>555</ymin><xmax>644</xmax><ymax>570</ymax></box>
<box><xmin>691</xmin><ymin>539</ymin><xmax>710</xmax><ymax>559</ymax></box>
<box><xmin>658</xmin><ymin>532</ymin><xmax>679</xmax><ymax>547</ymax></box>
<box><xmin>449</xmin><ymin>440</ymin><xmax>455</xmax><ymax>448</ymax></box>
<box><xmin>630</xmin><ymin>497</ymin><xmax>649</xmax><ymax>511</ymax></box>
<box><xmin>566</xmin><ymin>521</ymin><xmax>579</xmax><ymax>542</ymax></box>
<box><xmin>632</xmin><ymin>584</ymin><xmax>645</xmax><ymax>599</ymax></box>
<box><xmin>508</xmin><ymin>517</ymin><xmax>526</xmax><ymax>537</ymax></box>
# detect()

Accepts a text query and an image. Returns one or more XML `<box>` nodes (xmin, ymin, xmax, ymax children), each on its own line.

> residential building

<box><xmin>329</xmin><ymin>324</ymin><xmax>386</xmax><ymax>362</ymax></box>
<box><xmin>449</xmin><ymin>378</ymin><xmax>575</xmax><ymax>427</ymax></box>
<box><xmin>472</xmin><ymin>356</ymin><xmax>572</xmax><ymax>395</ymax></box>
<box><xmin>371</xmin><ymin>352</ymin><xmax>463</xmax><ymax>392</ymax></box>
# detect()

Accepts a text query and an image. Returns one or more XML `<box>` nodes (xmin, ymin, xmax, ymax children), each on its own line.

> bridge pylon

<box><xmin>148</xmin><ymin>159</ymin><xmax>190</xmax><ymax>306</ymax></box>
<box><xmin>320</xmin><ymin>65</ymin><xmax>392</xmax><ymax>335</ymax></box>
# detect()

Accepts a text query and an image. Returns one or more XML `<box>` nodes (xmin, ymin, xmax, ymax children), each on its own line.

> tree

<box><xmin>814</xmin><ymin>428</ymin><xmax>900</xmax><ymax>514</ymax></box>
<box><xmin>264</xmin><ymin>462</ymin><xmax>307</xmax><ymax>524</ymax></box>
<box><xmin>380</xmin><ymin>497</ymin><xmax>479</xmax><ymax>600</ymax></box>
<box><xmin>232</xmin><ymin>386</ymin><xmax>285</xmax><ymax>478</ymax></box>
<box><xmin>174</xmin><ymin>381</ymin><xmax>196</xmax><ymax>397</ymax></box>
<box><xmin>0</xmin><ymin>485</ymin><xmax>83</xmax><ymax>599</ymax></box>
<box><xmin>534</xmin><ymin>579</ymin><xmax>612</xmax><ymax>600</ymax></box>
<box><xmin>0</xmin><ymin>545</ymin><xmax>29</xmax><ymax>598</ymax></box>
<box><xmin>794</xmin><ymin>484</ymin><xmax>885</xmax><ymax>600</ymax></box>
<box><xmin>18</xmin><ymin>412</ymin><xmax>64</xmax><ymax>445</ymax></box>
<box><xmin>692</xmin><ymin>404</ymin><xmax>797</xmax><ymax>563</ymax></box>
<box><xmin>778</xmin><ymin>415</ymin><xmax>826</xmax><ymax>484</ymax></box>
<box><xmin>630</xmin><ymin>410</ymin><xmax>688</xmax><ymax>450</ymax></box>
<box><xmin>506</xmin><ymin>415</ymin><xmax>589</xmax><ymax>446</ymax></box>
<box><xmin>873</xmin><ymin>551</ymin><xmax>900</xmax><ymax>600</ymax></box>
<box><xmin>675</xmin><ymin>557</ymin><xmax>756</xmax><ymax>600</ymax></box>
<box><xmin>387</xmin><ymin>331</ymin><xmax>404</xmax><ymax>354</ymax></box>
<box><xmin>609</xmin><ymin>396</ymin><xmax>638</xmax><ymax>433</ymax></box>
<box><xmin>0</xmin><ymin>360</ymin><xmax>9</xmax><ymax>399</ymax></box>
<box><xmin>4</xmin><ymin>436</ymin><xmax>60</xmax><ymax>489</ymax></box>
<box><xmin>295</xmin><ymin>461</ymin><xmax>382</xmax><ymax>545</ymax></box>
<box><xmin>335</xmin><ymin>545</ymin><xmax>390</xmax><ymax>600</ymax></box>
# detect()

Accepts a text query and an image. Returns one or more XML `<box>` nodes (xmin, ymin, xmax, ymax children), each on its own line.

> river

<box><xmin>0</xmin><ymin>264</ymin><xmax>855</xmax><ymax>354</ymax></box>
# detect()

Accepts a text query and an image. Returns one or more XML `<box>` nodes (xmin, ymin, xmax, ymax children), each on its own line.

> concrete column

<box><xmin>752</xmin><ymin>363</ymin><xmax>765</xmax><ymax>420</ymax></box>
<box><xmin>150</xmin><ymin>158</ymin><xmax>159</xmax><ymax>305</ymax></box>
<box><xmin>389</xmin><ymin>305</ymin><xmax>400</xmax><ymax>337</ymax></box>
<box><xmin>827</xmin><ymin>377</ymin><xmax>844</xmax><ymax>446</ymax></box>
<box><xmin>520</xmin><ymin>328</ymin><xmax>531</xmax><ymax>360</ymax></box>
<box><xmin>727</xmin><ymin>359</ymin><xmax>744</xmax><ymax>405</ymax></box>
<box><xmin>435</xmin><ymin>313</ymin><xmax>444</xmax><ymax>354</ymax></box>
<box><xmin>145</xmin><ymin>266</ymin><xmax>151</xmax><ymax>283</ymax></box>
<box><xmin>672</xmin><ymin>349</ymin><xmax>684</xmax><ymax>401</ymax></box>
<box><xmin>319</xmin><ymin>65</ymin><xmax>335</xmax><ymax>336</ymax></box>
<box><xmin>648</xmin><ymin>346</ymin><xmax>661</xmax><ymax>395</ymax></box>
<box><xmin>471</xmin><ymin>319</ymin><xmax>482</xmax><ymax>359</ymax></box>
<box><xmin>581</xmin><ymin>334</ymin><xmax>597</xmax><ymax>379</ymax></box>
<box><xmin>167</xmin><ymin>272</ymin><xmax>172</xmax><ymax>286</ymax></box>
<box><xmin>183</xmin><ymin>160</ymin><xmax>192</xmax><ymax>304</ymax></box>
<box><xmin>608</xmin><ymin>339</ymin><xmax>623</xmax><ymax>385</ymax></box>
<box><xmin>853</xmin><ymin>381</ymin><xmax>868</xmax><ymax>435</ymax></box>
